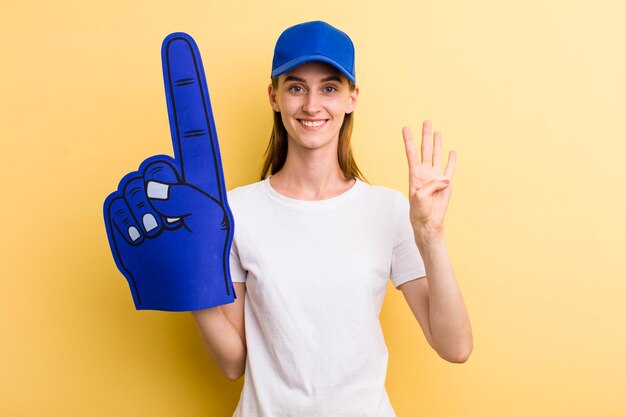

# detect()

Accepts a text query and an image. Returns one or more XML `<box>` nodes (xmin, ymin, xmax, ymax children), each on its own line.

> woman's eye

<box><xmin>323</xmin><ymin>86</ymin><xmax>337</xmax><ymax>93</ymax></box>
<box><xmin>289</xmin><ymin>85</ymin><xmax>304</xmax><ymax>94</ymax></box>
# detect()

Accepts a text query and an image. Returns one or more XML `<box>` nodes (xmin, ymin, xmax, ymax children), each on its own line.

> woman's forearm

<box><xmin>415</xmin><ymin>230</ymin><xmax>473</xmax><ymax>363</ymax></box>
<box><xmin>192</xmin><ymin>306</ymin><xmax>247</xmax><ymax>380</ymax></box>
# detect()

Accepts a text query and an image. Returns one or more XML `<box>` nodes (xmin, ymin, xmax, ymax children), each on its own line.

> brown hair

<box><xmin>260</xmin><ymin>78</ymin><xmax>366</xmax><ymax>181</ymax></box>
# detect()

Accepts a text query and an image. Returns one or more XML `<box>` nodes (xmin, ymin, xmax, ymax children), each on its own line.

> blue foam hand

<box><xmin>103</xmin><ymin>33</ymin><xmax>236</xmax><ymax>311</ymax></box>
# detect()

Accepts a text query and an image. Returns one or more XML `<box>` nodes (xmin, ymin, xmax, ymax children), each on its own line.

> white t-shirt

<box><xmin>228</xmin><ymin>178</ymin><xmax>425</xmax><ymax>417</ymax></box>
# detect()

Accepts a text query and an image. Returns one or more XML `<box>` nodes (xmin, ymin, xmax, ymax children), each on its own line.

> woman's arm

<box><xmin>399</xmin><ymin>121</ymin><xmax>472</xmax><ymax>363</ymax></box>
<box><xmin>399</xmin><ymin>236</ymin><xmax>472</xmax><ymax>363</ymax></box>
<box><xmin>191</xmin><ymin>282</ymin><xmax>247</xmax><ymax>380</ymax></box>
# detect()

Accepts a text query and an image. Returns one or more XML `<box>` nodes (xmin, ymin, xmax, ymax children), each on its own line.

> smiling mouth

<box><xmin>299</xmin><ymin>119</ymin><xmax>327</xmax><ymax>127</ymax></box>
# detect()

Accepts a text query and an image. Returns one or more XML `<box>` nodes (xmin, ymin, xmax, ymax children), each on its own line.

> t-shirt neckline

<box><xmin>262</xmin><ymin>177</ymin><xmax>364</xmax><ymax>210</ymax></box>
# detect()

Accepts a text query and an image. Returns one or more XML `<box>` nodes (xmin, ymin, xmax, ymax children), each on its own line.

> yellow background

<box><xmin>2</xmin><ymin>0</ymin><xmax>625</xmax><ymax>415</ymax></box>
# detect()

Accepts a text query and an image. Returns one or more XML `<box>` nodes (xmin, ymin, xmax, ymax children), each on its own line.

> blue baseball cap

<box><xmin>271</xmin><ymin>21</ymin><xmax>356</xmax><ymax>84</ymax></box>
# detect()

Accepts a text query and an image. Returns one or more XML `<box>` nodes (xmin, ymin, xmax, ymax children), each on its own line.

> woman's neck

<box><xmin>269</xmin><ymin>145</ymin><xmax>355</xmax><ymax>200</ymax></box>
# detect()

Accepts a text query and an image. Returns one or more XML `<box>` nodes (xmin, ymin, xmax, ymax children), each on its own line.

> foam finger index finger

<box><xmin>162</xmin><ymin>32</ymin><xmax>226</xmax><ymax>204</ymax></box>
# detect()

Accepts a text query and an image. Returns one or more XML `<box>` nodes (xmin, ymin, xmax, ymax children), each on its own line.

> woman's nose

<box><xmin>302</xmin><ymin>93</ymin><xmax>321</xmax><ymax>114</ymax></box>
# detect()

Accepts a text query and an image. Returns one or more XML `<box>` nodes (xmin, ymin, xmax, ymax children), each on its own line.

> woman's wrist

<box><xmin>412</xmin><ymin>226</ymin><xmax>446</xmax><ymax>250</ymax></box>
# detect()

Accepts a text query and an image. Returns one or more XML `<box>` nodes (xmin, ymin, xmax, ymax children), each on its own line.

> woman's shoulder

<box><xmin>358</xmin><ymin>180</ymin><xmax>407</xmax><ymax>202</ymax></box>
<box><xmin>228</xmin><ymin>179</ymin><xmax>265</xmax><ymax>196</ymax></box>
<box><xmin>354</xmin><ymin>181</ymin><xmax>409</xmax><ymax>217</ymax></box>
<box><xmin>227</xmin><ymin>180</ymin><xmax>267</xmax><ymax>206</ymax></box>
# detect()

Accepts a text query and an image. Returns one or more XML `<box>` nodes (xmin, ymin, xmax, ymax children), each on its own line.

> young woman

<box><xmin>192</xmin><ymin>21</ymin><xmax>472</xmax><ymax>416</ymax></box>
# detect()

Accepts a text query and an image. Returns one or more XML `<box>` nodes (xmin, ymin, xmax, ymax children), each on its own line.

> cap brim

<box><xmin>271</xmin><ymin>54</ymin><xmax>355</xmax><ymax>84</ymax></box>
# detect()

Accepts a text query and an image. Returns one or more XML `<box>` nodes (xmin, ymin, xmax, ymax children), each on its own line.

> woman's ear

<box><xmin>268</xmin><ymin>83</ymin><xmax>281</xmax><ymax>112</ymax></box>
<box><xmin>346</xmin><ymin>86</ymin><xmax>359</xmax><ymax>114</ymax></box>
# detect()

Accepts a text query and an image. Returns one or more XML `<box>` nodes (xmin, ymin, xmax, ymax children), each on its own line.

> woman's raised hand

<box><xmin>402</xmin><ymin>121</ymin><xmax>456</xmax><ymax>237</ymax></box>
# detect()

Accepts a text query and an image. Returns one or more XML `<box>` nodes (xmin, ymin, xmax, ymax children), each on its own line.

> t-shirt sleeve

<box><xmin>390</xmin><ymin>192</ymin><xmax>426</xmax><ymax>288</ymax></box>
<box><xmin>229</xmin><ymin>239</ymin><xmax>247</xmax><ymax>283</ymax></box>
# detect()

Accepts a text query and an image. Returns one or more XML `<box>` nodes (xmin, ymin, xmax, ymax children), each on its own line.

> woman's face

<box><xmin>269</xmin><ymin>61</ymin><xmax>358</xmax><ymax>152</ymax></box>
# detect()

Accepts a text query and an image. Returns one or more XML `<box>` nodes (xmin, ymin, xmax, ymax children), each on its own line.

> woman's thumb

<box><xmin>417</xmin><ymin>179</ymin><xmax>450</xmax><ymax>198</ymax></box>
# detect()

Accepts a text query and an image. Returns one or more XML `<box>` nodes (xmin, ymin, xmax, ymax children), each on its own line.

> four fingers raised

<box><xmin>404</xmin><ymin>121</ymin><xmax>456</xmax><ymax>179</ymax></box>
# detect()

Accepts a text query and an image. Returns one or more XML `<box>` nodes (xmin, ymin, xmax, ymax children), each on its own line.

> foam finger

<box><xmin>140</xmin><ymin>156</ymin><xmax>183</xmax><ymax>227</ymax></box>
<box><xmin>162</xmin><ymin>32</ymin><xmax>226</xmax><ymax>204</ymax></box>
<box><xmin>106</xmin><ymin>194</ymin><xmax>143</xmax><ymax>246</ymax></box>
<box><xmin>123</xmin><ymin>177</ymin><xmax>162</xmax><ymax>237</ymax></box>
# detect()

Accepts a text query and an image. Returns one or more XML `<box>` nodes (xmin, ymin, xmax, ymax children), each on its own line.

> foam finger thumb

<box><xmin>147</xmin><ymin>182</ymin><xmax>216</xmax><ymax>218</ymax></box>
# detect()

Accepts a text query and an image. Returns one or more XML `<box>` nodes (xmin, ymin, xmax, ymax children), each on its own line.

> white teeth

<box><xmin>300</xmin><ymin>120</ymin><xmax>326</xmax><ymax>127</ymax></box>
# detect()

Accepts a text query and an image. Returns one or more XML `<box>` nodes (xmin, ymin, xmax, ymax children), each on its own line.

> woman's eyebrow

<box><xmin>321</xmin><ymin>75</ymin><xmax>343</xmax><ymax>83</ymax></box>
<box><xmin>284</xmin><ymin>76</ymin><xmax>305</xmax><ymax>83</ymax></box>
